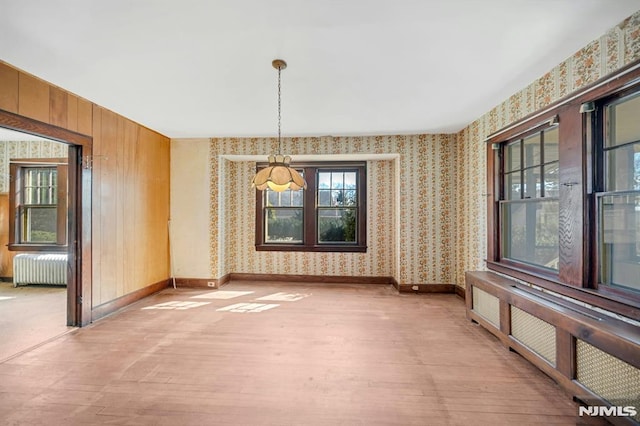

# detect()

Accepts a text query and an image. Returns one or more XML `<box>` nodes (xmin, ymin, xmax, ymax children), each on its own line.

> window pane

<box><xmin>599</xmin><ymin>194</ymin><xmax>640</xmax><ymax>292</ymax></box>
<box><xmin>24</xmin><ymin>168</ymin><xmax>57</xmax><ymax>205</ymax></box>
<box><xmin>318</xmin><ymin>172</ymin><xmax>331</xmax><ymax>189</ymax></box>
<box><xmin>344</xmin><ymin>190</ymin><xmax>357</xmax><ymax>206</ymax></box>
<box><xmin>265</xmin><ymin>187</ymin><xmax>303</xmax><ymax>207</ymax></box>
<box><xmin>523</xmin><ymin>167</ymin><xmax>541</xmax><ymax>199</ymax></box>
<box><xmin>318</xmin><ymin>208</ymin><xmax>357</xmax><ymax>243</ymax></box>
<box><xmin>505</xmin><ymin>172</ymin><xmax>521</xmax><ymax>200</ymax></box>
<box><xmin>523</xmin><ymin>133</ymin><xmax>541</xmax><ymax>168</ymax></box>
<box><xmin>318</xmin><ymin>189</ymin><xmax>332</xmax><ymax>206</ymax></box>
<box><xmin>505</xmin><ymin>141</ymin><xmax>521</xmax><ymax>172</ymax></box>
<box><xmin>265</xmin><ymin>208</ymin><xmax>303</xmax><ymax>243</ymax></box>
<box><xmin>544</xmin><ymin>127</ymin><xmax>559</xmax><ymax>163</ymax></box>
<box><xmin>502</xmin><ymin>201</ymin><xmax>559</xmax><ymax>270</ymax></box>
<box><xmin>266</xmin><ymin>190</ymin><xmax>278</xmax><ymax>207</ymax></box>
<box><xmin>331</xmin><ymin>172</ymin><xmax>344</xmax><ymax>189</ymax></box>
<box><xmin>24</xmin><ymin>207</ymin><xmax>57</xmax><ymax>243</ymax></box>
<box><xmin>280</xmin><ymin>191</ymin><xmax>291</xmax><ymax>206</ymax></box>
<box><xmin>291</xmin><ymin>189</ymin><xmax>303</xmax><ymax>207</ymax></box>
<box><xmin>605</xmin><ymin>142</ymin><xmax>640</xmax><ymax>191</ymax></box>
<box><xmin>344</xmin><ymin>172</ymin><xmax>356</xmax><ymax>188</ymax></box>
<box><xmin>607</xmin><ymin>93</ymin><xmax>640</xmax><ymax>147</ymax></box>
<box><xmin>543</xmin><ymin>162</ymin><xmax>560</xmax><ymax>198</ymax></box>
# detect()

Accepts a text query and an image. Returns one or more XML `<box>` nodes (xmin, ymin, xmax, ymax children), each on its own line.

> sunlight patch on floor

<box><xmin>142</xmin><ymin>301</ymin><xmax>211</xmax><ymax>310</ymax></box>
<box><xmin>217</xmin><ymin>303</ymin><xmax>279</xmax><ymax>313</ymax></box>
<box><xmin>0</xmin><ymin>296</ymin><xmax>16</xmax><ymax>301</ymax></box>
<box><xmin>191</xmin><ymin>291</ymin><xmax>255</xmax><ymax>300</ymax></box>
<box><xmin>255</xmin><ymin>292</ymin><xmax>310</xmax><ymax>302</ymax></box>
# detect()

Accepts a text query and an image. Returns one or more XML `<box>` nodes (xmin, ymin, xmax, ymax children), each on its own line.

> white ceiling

<box><xmin>1</xmin><ymin>0</ymin><xmax>640</xmax><ymax>139</ymax></box>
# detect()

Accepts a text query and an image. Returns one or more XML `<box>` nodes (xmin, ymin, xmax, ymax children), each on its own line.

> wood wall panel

<box><xmin>66</xmin><ymin>94</ymin><xmax>78</xmax><ymax>132</ymax></box>
<box><xmin>135</xmin><ymin>127</ymin><xmax>170</xmax><ymax>288</ymax></box>
<box><xmin>122</xmin><ymin>119</ymin><xmax>138</xmax><ymax>294</ymax></box>
<box><xmin>49</xmin><ymin>86</ymin><xmax>68</xmax><ymax>128</ymax></box>
<box><xmin>91</xmin><ymin>107</ymin><xmax>170</xmax><ymax>307</ymax></box>
<box><xmin>1</xmin><ymin>61</ymin><xmax>171</xmax><ymax>318</ymax></box>
<box><xmin>77</xmin><ymin>98</ymin><xmax>93</xmax><ymax>136</ymax></box>
<box><xmin>0</xmin><ymin>63</ymin><xmax>19</xmax><ymax>113</ymax></box>
<box><xmin>18</xmin><ymin>73</ymin><xmax>49</xmax><ymax>123</ymax></box>
<box><xmin>91</xmin><ymin>106</ymin><xmax>102</xmax><ymax>308</ymax></box>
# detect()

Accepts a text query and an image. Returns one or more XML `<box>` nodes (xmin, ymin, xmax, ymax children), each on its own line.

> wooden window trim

<box><xmin>255</xmin><ymin>162</ymin><xmax>367</xmax><ymax>253</ymax></box>
<box><xmin>8</xmin><ymin>158</ymin><xmax>68</xmax><ymax>252</ymax></box>
<box><xmin>486</xmin><ymin>60</ymin><xmax>640</xmax><ymax>319</ymax></box>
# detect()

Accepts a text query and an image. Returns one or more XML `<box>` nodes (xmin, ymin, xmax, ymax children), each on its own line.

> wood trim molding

<box><xmin>395</xmin><ymin>283</ymin><xmax>457</xmax><ymax>294</ymax></box>
<box><xmin>91</xmin><ymin>279</ymin><xmax>170</xmax><ymax>321</ymax></box>
<box><xmin>174</xmin><ymin>278</ymin><xmax>219</xmax><ymax>289</ymax></box>
<box><xmin>455</xmin><ymin>285</ymin><xmax>465</xmax><ymax>299</ymax></box>
<box><xmin>0</xmin><ymin>108</ymin><xmax>91</xmax><ymax>146</ymax></box>
<box><xmin>229</xmin><ymin>273</ymin><xmax>395</xmax><ymax>285</ymax></box>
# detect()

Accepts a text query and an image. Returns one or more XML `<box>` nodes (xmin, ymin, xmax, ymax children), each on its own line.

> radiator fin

<box><xmin>472</xmin><ymin>286</ymin><xmax>500</xmax><ymax>328</ymax></box>
<box><xmin>511</xmin><ymin>306</ymin><xmax>556</xmax><ymax>366</ymax></box>
<box><xmin>13</xmin><ymin>253</ymin><xmax>68</xmax><ymax>286</ymax></box>
<box><xmin>576</xmin><ymin>339</ymin><xmax>640</xmax><ymax>422</ymax></box>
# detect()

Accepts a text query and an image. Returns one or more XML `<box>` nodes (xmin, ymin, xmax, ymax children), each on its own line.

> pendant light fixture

<box><xmin>252</xmin><ymin>59</ymin><xmax>307</xmax><ymax>192</ymax></box>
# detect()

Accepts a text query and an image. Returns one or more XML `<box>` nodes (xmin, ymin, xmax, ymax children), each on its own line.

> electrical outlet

<box><xmin>207</xmin><ymin>281</ymin><xmax>216</xmax><ymax>287</ymax></box>
<box><xmin>411</xmin><ymin>285</ymin><xmax>419</xmax><ymax>291</ymax></box>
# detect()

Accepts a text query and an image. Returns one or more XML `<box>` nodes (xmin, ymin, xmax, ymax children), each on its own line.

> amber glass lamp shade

<box><xmin>252</xmin><ymin>154</ymin><xmax>307</xmax><ymax>192</ymax></box>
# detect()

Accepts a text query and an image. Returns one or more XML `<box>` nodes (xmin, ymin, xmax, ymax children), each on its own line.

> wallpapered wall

<box><xmin>209</xmin><ymin>135</ymin><xmax>455</xmax><ymax>285</ymax></box>
<box><xmin>452</xmin><ymin>10</ymin><xmax>640</xmax><ymax>288</ymax></box>
<box><xmin>170</xmin><ymin>10</ymin><xmax>640</xmax><ymax>288</ymax></box>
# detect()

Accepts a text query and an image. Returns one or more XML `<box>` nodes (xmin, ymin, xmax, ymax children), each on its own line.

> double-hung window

<box><xmin>501</xmin><ymin>124</ymin><xmax>560</xmax><ymax>271</ymax></box>
<box><xmin>596</xmin><ymin>90</ymin><xmax>640</xmax><ymax>294</ymax></box>
<box><xmin>9</xmin><ymin>159</ymin><xmax>68</xmax><ymax>251</ymax></box>
<box><xmin>256</xmin><ymin>162</ymin><xmax>367</xmax><ymax>252</ymax></box>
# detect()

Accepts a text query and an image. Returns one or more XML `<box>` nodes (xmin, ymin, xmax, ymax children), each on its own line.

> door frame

<box><xmin>0</xmin><ymin>109</ymin><xmax>92</xmax><ymax>326</ymax></box>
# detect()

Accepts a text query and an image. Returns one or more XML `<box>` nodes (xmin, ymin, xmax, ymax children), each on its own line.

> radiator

<box><xmin>13</xmin><ymin>253</ymin><xmax>68</xmax><ymax>286</ymax></box>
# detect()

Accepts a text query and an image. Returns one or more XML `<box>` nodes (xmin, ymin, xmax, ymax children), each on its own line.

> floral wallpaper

<box><xmin>209</xmin><ymin>135</ymin><xmax>455</xmax><ymax>285</ymax></box>
<box><xmin>453</xmin><ymin>11</ymin><xmax>640</xmax><ymax>288</ymax></box>
<box><xmin>203</xmin><ymin>10</ymin><xmax>640</xmax><ymax>288</ymax></box>
<box><xmin>0</xmin><ymin>140</ymin><xmax>69</xmax><ymax>193</ymax></box>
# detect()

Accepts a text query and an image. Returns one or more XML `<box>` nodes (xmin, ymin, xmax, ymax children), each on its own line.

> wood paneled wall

<box><xmin>92</xmin><ymin>108</ymin><xmax>170</xmax><ymax>307</ymax></box>
<box><xmin>0</xmin><ymin>63</ymin><xmax>93</xmax><ymax>135</ymax></box>
<box><xmin>0</xmin><ymin>60</ymin><xmax>171</xmax><ymax>315</ymax></box>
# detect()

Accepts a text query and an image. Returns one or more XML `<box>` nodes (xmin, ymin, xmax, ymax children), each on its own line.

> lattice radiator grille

<box><xmin>510</xmin><ymin>306</ymin><xmax>556</xmax><ymax>366</ymax></box>
<box><xmin>472</xmin><ymin>286</ymin><xmax>500</xmax><ymax>328</ymax></box>
<box><xmin>576</xmin><ymin>339</ymin><xmax>640</xmax><ymax>422</ymax></box>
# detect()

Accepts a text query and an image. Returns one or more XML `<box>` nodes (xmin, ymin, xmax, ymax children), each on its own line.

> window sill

<box><xmin>8</xmin><ymin>244</ymin><xmax>68</xmax><ymax>252</ymax></box>
<box><xmin>256</xmin><ymin>244</ymin><xmax>367</xmax><ymax>253</ymax></box>
<box><xmin>486</xmin><ymin>260</ymin><xmax>640</xmax><ymax>321</ymax></box>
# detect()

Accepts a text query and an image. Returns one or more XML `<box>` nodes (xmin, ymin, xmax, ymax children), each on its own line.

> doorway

<box><xmin>0</xmin><ymin>126</ymin><xmax>83</xmax><ymax>361</ymax></box>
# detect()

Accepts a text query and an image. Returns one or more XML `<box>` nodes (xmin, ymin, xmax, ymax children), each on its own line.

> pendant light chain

<box><xmin>277</xmin><ymin>64</ymin><xmax>282</xmax><ymax>154</ymax></box>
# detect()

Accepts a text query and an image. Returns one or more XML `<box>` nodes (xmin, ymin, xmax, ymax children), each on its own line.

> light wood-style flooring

<box><xmin>0</xmin><ymin>281</ymin><xmax>606</xmax><ymax>425</ymax></box>
<box><xmin>0</xmin><ymin>281</ymin><xmax>71</xmax><ymax>362</ymax></box>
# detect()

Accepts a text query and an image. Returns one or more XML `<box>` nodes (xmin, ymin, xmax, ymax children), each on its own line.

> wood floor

<box><xmin>0</xmin><ymin>281</ymin><xmax>72</xmax><ymax>362</ymax></box>
<box><xmin>0</xmin><ymin>281</ymin><xmax>607</xmax><ymax>425</ymax></box>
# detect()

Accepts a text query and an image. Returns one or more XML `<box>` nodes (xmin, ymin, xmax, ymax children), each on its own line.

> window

<box><xmin>501</xmin><ymin>124</ymin><xmax>559</xmax><ymax>271</ymax></box>
<box><xmin>9</xmin><ymin>159</ymin><xmax>68</xmax><ymax>251</ymax></box>
<box><xmin>596</xmin><ymin>90</ymin><xmax>640</xmax><ymax>293</ymax></box>
<box><xmin>256</xmin><ymin>162</ymin><xmax>366</xmax><ymax>252</ymax></box>
<box><xmin>486</xmin><ymin>65</ymin><xmax>640</xmax><ymax>317</ymax></box>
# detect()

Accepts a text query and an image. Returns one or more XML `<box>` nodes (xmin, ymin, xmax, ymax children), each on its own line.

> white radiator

<box><xmin>13</xmin><ymin>253</ymin><xmax>68</xmax><ymax>286</ymax></box>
